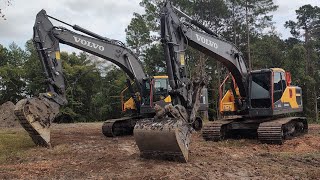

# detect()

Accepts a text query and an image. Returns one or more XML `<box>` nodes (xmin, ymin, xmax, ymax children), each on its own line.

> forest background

<box><xmin>0</xmin><ymin>0</ymin><xmax>319</xmax><ymax>123</ymax></box>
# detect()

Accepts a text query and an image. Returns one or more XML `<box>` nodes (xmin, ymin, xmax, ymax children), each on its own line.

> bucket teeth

<box><xmin>134</xmin><ymin>118</ymin><xmax>191</xmax><ymax>162</ymax></box>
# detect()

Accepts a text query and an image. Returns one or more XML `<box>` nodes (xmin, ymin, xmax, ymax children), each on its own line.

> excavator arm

<box><xmin>15</xmin><ymin>9</ymin><xmax>147</xmax><ymax>147</ymax></box>
<box><xmin>134</xmin><ymin>2</ymin><xmax>249</xmax><ymax>162</ymax></box>
<box><xmin>161</xmin><ymin>2</ymin><xmax>248</xmax><ymax>108</ymax></box>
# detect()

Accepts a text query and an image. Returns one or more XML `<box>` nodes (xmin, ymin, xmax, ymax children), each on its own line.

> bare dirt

<box><xmin>0</xmin><ymin>101</ymin><xmax>20</xmax><ymax>128</ymax></box>
<box><xmin>0</xmin><ymin>123</ymin><xmax>319</xmax><ymax>180</ymax></box>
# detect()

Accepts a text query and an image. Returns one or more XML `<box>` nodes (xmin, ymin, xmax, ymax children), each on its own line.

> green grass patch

<box><xmin>214</xmin><ymin>139</ymin><xmax>254</xmax><ymax>147</ymax></box>
<box><xmin>300</xmin><ymin>152</ymin><xmax>320</xmax><ymax>159</ymax></box>
<box><xmin>49</xmin><ymin>144</ymin><xmax>72</xmax><ymax>155</ymax></box>
<box><xmin>276</xmin><ymin>151</ymin><xmax>320</xmax><ymax>160</ymax></box>
<box><xmin>0</xmin><ymin>130</ymin><xmax>34</xmax><ymax>164</ymax></box>
<box><xmin>276</xmin><ymin>151</ymin><xmax>295</xmax><ymax>158</ymax></box>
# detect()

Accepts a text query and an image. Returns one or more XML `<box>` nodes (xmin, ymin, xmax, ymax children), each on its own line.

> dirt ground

<box><xmin>0</xmin><ymin>123</ymin><xmax>319</xmax><ymax>180</ymax></box>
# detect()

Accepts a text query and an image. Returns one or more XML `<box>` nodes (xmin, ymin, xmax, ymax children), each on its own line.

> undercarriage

<box><xmin>202</xmin><ymin>116</ymin><xmax>308</xmax><ymax>144</ymax></box>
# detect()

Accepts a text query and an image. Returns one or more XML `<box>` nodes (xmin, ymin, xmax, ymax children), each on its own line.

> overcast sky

<box><xmin>0</xmin><ymin>0</ymin><xmax>319</xmax><ymax>52</ymax></box>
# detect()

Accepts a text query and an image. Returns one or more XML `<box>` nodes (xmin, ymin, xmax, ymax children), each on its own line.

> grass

<box><xmin>49</xmin><ymin>144</ymin><xmax>71</xmax><ymax>155</ymax></box>
<box><xmin>0</xmin><ymin>130</ymin><xmax>34</xmax><ymax>164</ymax></box>
<box><xmin>214</xmin><ymin>139</ymin><xmax>254</xmax><ymax>147</ymax></box>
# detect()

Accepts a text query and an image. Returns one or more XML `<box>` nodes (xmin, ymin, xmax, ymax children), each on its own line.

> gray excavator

<box><xmin>14</xmin><ymin>9</ymin><xmax>147</xmax><ymax>146</ymax></box>
<box><xmin>133</xmin><ymin>2</ymin><xmax>307</xmax><ymax>162</ymax></box>
<box><xmin>15</xmin><ymin>1</ymin><xmax>307</xmax><ymax>164</ymax></box>
<box><xmin>14</xmin><ymin>9</ymin><xmax>206</xmax><ymax>147</ymax></box>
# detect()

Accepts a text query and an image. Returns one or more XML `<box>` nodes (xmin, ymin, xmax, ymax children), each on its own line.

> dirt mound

<box><xmin>0</xmin><ymin>101</ymin><xmax>20</xmax><ymax>128</ymax></box>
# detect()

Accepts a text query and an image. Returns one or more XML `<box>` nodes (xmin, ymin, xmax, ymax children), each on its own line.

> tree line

<box><xmin>0</xmin><ymin>1</ymin><xmax>319</xmax><ymax>123</ymax></box>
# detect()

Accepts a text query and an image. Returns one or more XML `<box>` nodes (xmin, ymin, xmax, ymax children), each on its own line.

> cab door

<box><xmin>272</xmin><ymin>71</ymin><xmax>286</xmax><ymax>113</ymax></box>
<box><xmin>249</xmin><ymin>70</ymin><xmax>273</xmax><ymax>117</ymax></box>
<box><xmin>152</xmin><ymin>78</ymin><xmax>171</xmax><ymax>107</ymax></box>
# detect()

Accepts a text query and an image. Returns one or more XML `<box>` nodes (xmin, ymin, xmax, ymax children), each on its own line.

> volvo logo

<box><xmin>73</xmin><ymin>36</ymin><xmax>105</xmax><ymax>51</ymax></box>
<box><xmin>195</xmin><ymin>34</ymin><xmax>218</xmax><ymax>49</ymax></box>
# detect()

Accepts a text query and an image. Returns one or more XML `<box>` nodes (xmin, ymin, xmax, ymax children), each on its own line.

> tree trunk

<box><xmin>314</xmin><ymin>86</ymin><xmax>318</xmax><ymax>122</ymax></box>
<box><xmin>246</xmin><ymin>0</ymin><xmax>252</xmax><ymax>71</ymax></box>
<box><xmin>305</xmin><ymin>28</ymin><xmax>310</xmax><ymax>74</ymax></box>
<box><xmin>216</xmin><ymin>62</ymin><xmax>221</xmax><ymax>120</ymax></box>
<box><xmin>232</xmin><ymin>5</ymin><xmax>237</xmax><ymax>46</ymax></box>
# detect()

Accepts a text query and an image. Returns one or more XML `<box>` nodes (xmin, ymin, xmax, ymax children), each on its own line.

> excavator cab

<box><xmin>140</xmin><ymin>76</ymin><xmax>171</xmax><ymax>116</ymax></box>
<box><xmin>249</xmin><ymin>68</ymin><xmax>303</xmax><ymax>116</ymax></box>
<box><xmin>220</xmin><ymin>68</ymin><xmax>303</xmax><ymax>117</ymax></box>
<box><xmin>152</xmin><ymin>76</ymin><xmax>171</xmax><ymax>103</ymax></box>
<box><xmin>105</xmin><ymin>78</ymin><xmax>171</xmax><ymax>117</ymax></box>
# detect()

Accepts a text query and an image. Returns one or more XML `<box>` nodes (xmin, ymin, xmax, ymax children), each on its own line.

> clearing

<box><xmin>0</xmin><ymin>123</ymin><xmax>319</xmax><ymax>179</ymax></box>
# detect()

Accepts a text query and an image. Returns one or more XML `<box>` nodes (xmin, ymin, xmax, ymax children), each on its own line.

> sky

<box><xmin>0</xmin><ymin>0</ymin><xmax>320</xmax><ymax>53</ymax></box>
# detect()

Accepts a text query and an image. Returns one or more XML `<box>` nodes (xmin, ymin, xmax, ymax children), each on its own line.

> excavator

<box><xmin>14</xmin><ymin>9</ymin><xmax>206</xmax><ymax>147</ymax></box>
<box><xmin>133</xmin><ymin>2</ymin><xmax>308</xmax><ymax>162</ymax></box>
<box><xmin>15</xmin><ymin>2</ymin><xmax>307</xmax><ymax>163</ymax></box>
<box><xmin>101</xmin><ymin>75</ymin><xmax>173</xmax><ymax>137</ymax></box>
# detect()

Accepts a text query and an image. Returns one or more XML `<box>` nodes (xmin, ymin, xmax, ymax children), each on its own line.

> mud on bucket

<box><xmin>133</xmin><ymin>118</ymin><xmax>191</xmax><ymax>162</ymax></box>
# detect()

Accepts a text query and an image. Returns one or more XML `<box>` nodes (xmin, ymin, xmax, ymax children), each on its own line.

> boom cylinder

<box><xmin>72</xmin><ymin>25</ymin><xmax>111</xmax><ymax>42</ymax></box>
<box><xmin>47</xmin><ymin>14</ymin><xmax>111</xmax><ymax>42</ymax></box>
<box><xmin>173</xmin><ymin>6</ymin><xmax>218</xmax><ymax>37</ymax></box>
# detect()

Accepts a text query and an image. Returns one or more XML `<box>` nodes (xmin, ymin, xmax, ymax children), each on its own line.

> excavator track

<box><xmin>14</xmin><ymin>98</ymin><xmax>59</xmax><ymax>147</ymax></box>
<box><xmin>134</xmin><ymin>118</ymin><xmax>191</xmax><ymax>162</ymax></box>
<box><xmin>258</xmin><ymin>117</ymin><xmax>308</xmax><ymax>144</ymax></box>
<box><xmin>102</xmin><ymin>116</ymin><xmax>141</xmax><ymax>137</ymax></box>
<box><xmin>202</xmin><ymin>119</ymin><xmax>235</xmax><ymax>141</ymax></box>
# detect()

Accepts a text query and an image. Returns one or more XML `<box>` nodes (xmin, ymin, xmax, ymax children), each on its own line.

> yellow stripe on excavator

<box><xmin>180</xmin><ymin>53</ymin><xmax>185</xmax><ymax>66</ymax></box>
<box><xmin>55</xmin><ymin>51</ymin><xmax>61</xmax><ymax>60</ymax></box>
<box><xmin>154</xmin><ymin>75</ymin><xmax>168</xmax><ymax>79</ymax></box>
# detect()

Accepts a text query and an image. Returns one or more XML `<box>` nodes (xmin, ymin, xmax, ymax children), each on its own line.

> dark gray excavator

<box><xmin>14</xmin><ymin>9</ymin><xmax>206</xmax><ymax>147</ymax></box>
<box><xmin>13</xmin><ymin>9</ymin><xmax>157</xmax><ymax>146</ymax></box>
<box><xmin>14</xmin><ymin>9</ymin><xmax>149</xmax><ymax>146</ymax></box>
<box><xmin>133</xmin><ymin>2</ymin><xmax>307</xmax><ymax>162</ymax></box>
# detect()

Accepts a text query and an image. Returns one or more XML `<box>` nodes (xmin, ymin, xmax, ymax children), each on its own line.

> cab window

<box><xmin>273</xmin><ymin>72</ymin><xmax>285</xmax><ymax>102</ymax></box>
<box><xmin>153</xmin><ymin>78</ymin><xmax>168</xmax><ymax>102</ymax></box>
<box><xmin>250</xmin><ymin>72</ymin><xmax>271</xmax><ymax>108</ymax></box>
<box><xmin>280</xmin><ymin>72</ymin><xmax>286</xmax><ymax>91</ymax></box>
<box><xmin>154</xmin><ymin>79</ymin><xmax>168</xmax><ymax>94</ymax></box>
<box><xmin>141</xmin><ymin>80</ymin><xmax>151</xmax><ymax>105</ymax></box>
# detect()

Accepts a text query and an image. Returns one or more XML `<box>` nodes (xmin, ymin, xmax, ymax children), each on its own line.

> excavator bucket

<box><xmin>134</xmin><ymin>118</ymin><xmax>191</xmax><ymax>162</ymax></box>
<box><xmin>14</xmin><ymin>97</ymin><xmax>59</xmax><ymax>147</ymax></box>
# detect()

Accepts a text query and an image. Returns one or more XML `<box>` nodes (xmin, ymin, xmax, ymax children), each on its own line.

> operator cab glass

<box><xmin>153</xmin><ymin>78</ymin><xmax>169</xmax><ymax>102</ymax></box>
<box><xmin>142</xmin><ymin>79</ymin><xmax>151</xmax><ymax>106</ymax></box>
<box><xmin>249</xmin><ymin>69</ymin><xmax>290</xmax><ymax>116</ymax></box>
<box><xmin>141</xmin><ymin>78</ymin><xmax>169</xmax><ymax>106</ymax></box>
<box><xmin>273</xmin><ymin>71</ymin><xmax>286</xmax><ymax>103</ymax></box>
<box><xmin>250</xmin><ymin>70</ymin><xmax>271</xmax><ymax>109</ymax></box>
